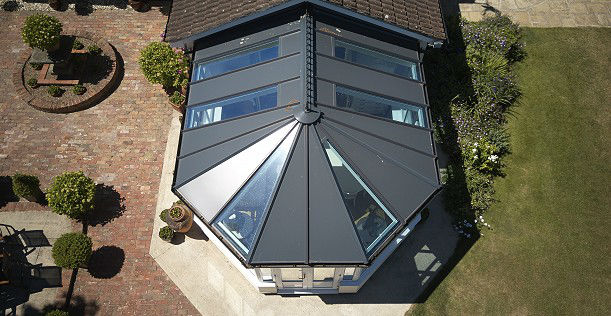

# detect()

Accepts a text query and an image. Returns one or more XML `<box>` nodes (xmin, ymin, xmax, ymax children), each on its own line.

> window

<box><xmin>193</xmin><ymin>41</ymin><xmax>279</xmax><ymax>81</ymax></box>
<box><xmin>186</xmin><ymin>86</ymin><xmax>277</xmax><ymax>128</ymax></box>
<box><xmin>335</xmin><ymin>86</ymin><xmax>427</xmax><ymax>128</ymax></box>
<box><xmin>324</xmin><ymin>141</ymin><xmax>398</xmax><ymax>254</ymax></box>
<box><xmin>334</xmin><ymin>40</ymin><xmax>421</xmax><ymax>81</ymax></box>
<box><xmin>213</xmin><ymin>126</ymin><xmax>298</xmax><ymax>254</ymax></box>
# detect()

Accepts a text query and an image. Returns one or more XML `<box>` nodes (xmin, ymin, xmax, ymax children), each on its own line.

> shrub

<box><xmin>11</xmin><ymin>173</ymin><xmax>40</xmax><ymax>198</ymax></box>
<box><xmin>72</xmin><ymin>84</ymin><xmax>86</xmax><ymax>95</ymax></box>
<box><xmin>87</xmin><ymin>44</ymin><xmax>101</xmax><ymax>55</ymax></box>
<box><xmin>52</xmin><ymin>232</ymin><xmax>93</xmax><ymax>269</ymax></box>
<box><xmin>30</xmin><ymin>62</ymin><xmax>44</xmax><ymax>70</ymax></box>
<box><xmin>46</xmin><ymin>310</ymin><xmax>69</xmax><ymax>316</ymax></box>
<box><xmin>159</xmin><ymin>209</ymin><xmax>168</xmax><ymax>222</ymax></box>
<box><xmin>27</xmin><ymin>78</ymin><xmax>38</xmax><ymax>88</ymax></box>
<box><xmin>47</xmin><ymin>85</ymin><xmax>63</xmax><ymax>97</ymax></box>
<box><xmin>72</xmin><ymin>39</ymin><xmax>84</xmax><ymax>50</ymax></box>
<box><xmin>159</xmin><ymin>226</ymin><xmax>174</xmax><ymax>241</ymax></box>
<box><xmin>139</xmin><ymin>42</ymin><xmax>189</xmax><ymax>89</ymax></box>
<box><xmin>21</xmin><ymin>14</ymin><xmax>62</xmax><ymax>50</ymax></box>
<box><xmin>169</xmin><ymin>91</ymin><xmax>185</xmax><ymax>105</ymax></box>
<box><xmin>46</xmin><ymin>171</ymin><xmax>96</xmax><ymax>220</ymax></box>
<box><xmin>464</xmin><ymin>138</ymin><xmax>502</xmax><ymax>174</ymax></box>
<box><xmin>462</xmin><ymin>15</ymin><xmax>525</xmax><ymax>63</ymax></box>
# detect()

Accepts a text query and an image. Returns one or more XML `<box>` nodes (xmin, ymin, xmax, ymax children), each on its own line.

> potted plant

<box><xmin>12</xmin><ymin>173</ymin><xmax>43</xmax><ymax>202</ymax></box>
<box><xmin>129</xmin><ymin>0</ymin><xmax>149</xmax><ymax>12</ymax></box>
<box><xmin>21</xmin><ymin>14</ymin><xmax>63</xmax><ymax>52</ymax></box>
<box><xmin>46</xmin><ymin>171</ymin><xmax>96</xmax><ymax>221</ymax></box>
<box><xmin>159</xmin><ymin>208</ymin><xmax>169</xmax><ymax>223</ymax></box>
<box><xmin>166</xmin><ymin>202</ymin><xmax>193</xmax><ymax>233</ymax></box>
<box><xmin>169</xmin><ymin>91</ymin><xmax>185</xmax><ymax>113</ymax></box>
<box><xmin>52</xmin><ymin>232</ymin><xmax>93</xmax><ymax>269</ymax></box>
<box><xmin>159</xmin><ymin>226</ymin><xmax>174</xmax><ymax>242</ymax></box>
<box><xmin>139</xmin><ymin>42</ymin><xmax>189</xmax><ymax>92</ymax></box>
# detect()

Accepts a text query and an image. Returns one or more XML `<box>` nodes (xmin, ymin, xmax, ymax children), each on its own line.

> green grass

<box><xmin>409</xmin><ymin>28</ymin><xmax>611</xmax><ymax>315</ymax></box>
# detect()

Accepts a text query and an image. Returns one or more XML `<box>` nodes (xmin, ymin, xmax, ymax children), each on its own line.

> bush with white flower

<box><xmin>465</xmin><ymin>138</ymin><xmax>502</xmax><ymax>174</ymax></box>
<box><xmin>21</xmin><ymin>14</ymin><xmax>63</xmax><ymax>51</ymax></box>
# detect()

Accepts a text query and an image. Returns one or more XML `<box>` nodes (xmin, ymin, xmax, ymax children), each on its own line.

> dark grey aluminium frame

<box><xmin>171</xmin><ymin>4</ymin><xmax>442</xmax><ymax>269</ymax></box>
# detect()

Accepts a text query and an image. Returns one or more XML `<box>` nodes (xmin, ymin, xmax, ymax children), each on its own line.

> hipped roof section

<box><xmin>165</xmin><ymin>0</ymin><xmax>446</xmax><ymax>43</ymax></box>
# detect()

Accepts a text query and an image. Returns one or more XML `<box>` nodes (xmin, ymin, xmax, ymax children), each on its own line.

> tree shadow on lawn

<box><xmin>87</xmin><ymin>184</ymin><xmax>125</xmax><ymax>227</ymax></box>
<box><xmin>87</xmin><ymin>245</ymin><xmax>125</xmax><ymax>279</ymax></box>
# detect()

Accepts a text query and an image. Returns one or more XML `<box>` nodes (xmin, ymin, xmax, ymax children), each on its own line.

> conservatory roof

<box><xmin>172</xmin><ymin>14</ymin><xmax>441</xmax><ymax>267</ymax></box>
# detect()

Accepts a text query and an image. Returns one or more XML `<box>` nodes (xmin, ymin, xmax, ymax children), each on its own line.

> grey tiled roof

<box><xmin>165</xmin><ymin>0</ymin><xmax>446</xmax><ymax>42</ymax></box>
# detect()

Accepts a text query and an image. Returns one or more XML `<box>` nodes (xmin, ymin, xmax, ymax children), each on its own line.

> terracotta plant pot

<box><xmin>48</xmin><ymin>0</ymin><xmax>62</xmax><ymax>10</ymax></box>
<box><xmin>169</xmin><ymin>100</ymin><xmax>185</xmax><ymax>114</ymax></box>
<box><xmin>129</xmin><ymin>0</ymin><xmax>149</xmax><ymax>12</ymax></box>
<box><xmin>166</xmin><ymin>203</ymin><xmax>193</xmax><ymax>233</ymax></box>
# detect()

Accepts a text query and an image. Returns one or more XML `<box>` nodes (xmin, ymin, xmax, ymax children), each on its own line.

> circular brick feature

<box><xmin>14</xmin><ymin>30</ymin><xmax>122</xmax><ymax>113</ymax></box>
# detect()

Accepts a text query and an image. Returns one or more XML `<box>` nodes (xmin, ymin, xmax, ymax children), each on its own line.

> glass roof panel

<box><xmin>213</xmin><ymin>125</ymin><xmax>299</xmax><ymax>255</ymax></box>
<box><xmin>323</xmin><ymin>141</ymin><xmax>398</xmax><ymax>254</ymax></box>
<box><xmin>335</xmin><ymin>86</ymin><xmax>428</xmax><ymax>128</ymax></box>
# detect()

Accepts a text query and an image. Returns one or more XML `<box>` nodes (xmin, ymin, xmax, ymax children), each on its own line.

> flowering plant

<box><xmin>465</xmin><ymin>138</ymin><xmax>501</xmax><ymax>174</ymax></box>
<box><xmin>139</xmin><ymin>42</ymin><xmax>189</xmax><ymax>89</ymax></box>
<box><xmin>21</xmin><ymin>14</ymin><xmax>63</xmax><ymax>51</ymax></box>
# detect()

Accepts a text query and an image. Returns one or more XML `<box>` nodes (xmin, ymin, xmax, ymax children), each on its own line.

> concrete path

<box><xmin>149</xmin><ymin>113</ymin><xmax>461</xmax><ymax>316</ymax></box>
<box><xmin>0</xmin><ymin>210</ymin><xmax>71</xmax><ymax>315</ymax></box>
<box><xmin>456</xmin><ymin>0</ymin><xmax>611</xmax><ymax>26</ymax></box>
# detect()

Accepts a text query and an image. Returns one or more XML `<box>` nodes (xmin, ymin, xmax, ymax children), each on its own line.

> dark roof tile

<box><xmin>166</xmin><ymin>0</ymin><xmax>446</xmax><ymax>42</ymax></box>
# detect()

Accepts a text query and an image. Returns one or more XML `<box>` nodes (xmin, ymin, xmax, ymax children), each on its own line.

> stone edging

<box><xmin>12</xmin><ymin>30</ymin><xmax>121</xmax><ymax>113</ymax></box>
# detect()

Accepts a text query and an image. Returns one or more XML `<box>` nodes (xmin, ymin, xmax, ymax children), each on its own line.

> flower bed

<box><xmin>424</xmin><ymin>15</ymin><xmax>525</xmax><ymax>237</ymax></box>
<box><xmin>13</xmin><ymin>30</ymin><xmax>121</xmax><ymax>113</ymax></box>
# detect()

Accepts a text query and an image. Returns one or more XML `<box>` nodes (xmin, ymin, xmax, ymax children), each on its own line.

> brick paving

<box><xmin>458</xmin><ymin>0</ymin><xmax>611</xmax><ymax>27</ymax></box>
<box><xmin>0</xmin><ymin>9</ymin><xmax>198</xmax><ymax>315</ymax></box>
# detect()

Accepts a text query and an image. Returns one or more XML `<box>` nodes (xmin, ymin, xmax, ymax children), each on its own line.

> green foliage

<box><xmin>46</xmin><ymin>310</ymin><xmax>69</xmax><ymax>316</ymax></box>
<box><xmin>464</xmin><ymin>138</ymin><xmax>502</xmax><ymax>174</ymax></box>
<box><xmin>462</xmin><ymin>14</ymin><xmax>525</xmax><ymax>63</ymax></box>
<box><xmin>87</xmin><ymin>44</ymin><xmax>101</xmax><ymax>55</ymax></box>
<box><xmin>169</xmin><ymin>207</ymin><xmax>182</xmax><ymax>219</ymax></box>
<box><xmin>30</xmin><ymin>62</ymin><xmax>43</xmax><ymax>70</ymax></box>
<box><xmin>52</xmin><ymin>232</ymin><xmax>92</xmax><ymax>269</ymax></box>
<box><xmin>169</xmin><ymin>91</ymin><xmax>185</xmax><ymax>105</ymax></box>
<box><xmin>72</xmin><ymin>39</ymin><xmax>84</xmax><ymax>50</ymax></box>
<box><xmin>27</xmin><ymin>77</ymin><xmax>38</xmax><ymax>88</ymax></box>
<box><xmin>21</xmin><ymin>14</ymin><xmax>62</xmax><ymax>50</ymax></box>
<box><xmin>11</xmin><ymin>173</ymin><xmax>40</xmax><ymax>198</ymax></box>
<box><xmin>138</xmin><ymin>42</ymin><xmax>189</xmax><ymax>89</ymax></box>
<box><xmin>47</xmin><ymin>85</ymin><xmax>63</xmax><ymax>97</ymax></box>
<box><xmin>159</xmin><ymin>226</ymin><xmax>174</xmax><ymax>241</ymax></box>
<box><xmin>159</xmin><ymin>209</ymin><xmax>168</xmax><ymax>222</ymax></box>
<box><xmin>46</xmin><ymin>171</ymin><xmax>96</xmax><ymax>220</ymax></box>
<box><xmin>72</xmin><ymin>84</ymin><xmax>86</xmax><ymax>95</ymax></box>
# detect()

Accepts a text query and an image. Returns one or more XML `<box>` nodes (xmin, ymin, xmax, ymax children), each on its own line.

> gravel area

<box><xmin>1</xmin><ymin>0</ymin><xmax>169</xmax><ymax>13</ymax></box>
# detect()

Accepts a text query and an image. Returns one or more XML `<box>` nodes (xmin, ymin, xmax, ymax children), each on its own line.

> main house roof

<box><xmin>165</xmin><ymin>0</ymin><xmax>446</xmax><ymax>43</ymax></box>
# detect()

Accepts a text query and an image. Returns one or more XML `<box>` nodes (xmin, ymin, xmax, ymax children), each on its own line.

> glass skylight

<box><xmin>335</xmin><ymin>86</ymin><xmax>427</xmax><ymax>128</ymax></box>
<box><xmin>193</xmin><ymin>40</ymin><xmax>279</xmax><ymax>81</ymax></box>
<box><xmin>213</xmin><ymin>125</ymin><xmax>298</xmax><ymax>255</ymax></box>
<box><xmin>185</xmin><ymin>86</ymin><xmax>277</xmax><ymax>128</ymax></box>
<box><xmin>334</xmin><ymin>40</ymin><xmax>421</xmax><ymax>81</ymax></box>
<box><xmin>323</xmin><ymin>141</ymin><xmax>398</xmax><ymax>254</ymax></box>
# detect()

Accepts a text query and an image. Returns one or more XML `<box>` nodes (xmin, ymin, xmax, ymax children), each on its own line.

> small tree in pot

<box><xmin>139</xmin><ymin>42</ymin><xmax>189</xmax><ymax>91</ymax></box>
<box><xmin>166</xmin><ymin>202</ymin><xmax>193</xmax><ymax>233</ymax></box>
<box><xmin>52</xmin><ymin>232</ymin><xmax>93</xmax><ymax>269</ymax></box>
<box><xmin>159</xmin><ymin>226</ymin><xmax>174</xmax><ymax>242</ymax></box>
<box><xmin>11</xmin><ymin>173</ymin><xmax>43</xmax><ymax>203</ymax></box>
<box><xmin>46</xmin><ymin>171</ymin><xmax>96</xmax><ymax>221</ymax></box>
<box><xmin>21</xmin><ymin>14</ymin><xmax>62</xmax><ymax>51</ymax></box>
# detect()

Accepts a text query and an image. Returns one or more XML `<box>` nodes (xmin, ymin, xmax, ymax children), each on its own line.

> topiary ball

<box><xmin>46</xmin><ymin>171</ymin><xmax>96</xmax><ymax>220</ymax></box>
<box><xmin>52</xmin><ymin>232</ymin><xmax>93</xmax><ymax>269</ymax></box>
<box><xmin>11</xmin><ymin>173</ymin><xmax>40</xmax><ymax>198</ymax></box>
<box><xmin>21</xmin><ymin>14</ymin><xmax>63</xmax><ymax>51</ymax></box>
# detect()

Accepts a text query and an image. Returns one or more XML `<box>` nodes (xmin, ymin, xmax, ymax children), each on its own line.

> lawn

<box><xmin>409</xmin><ymin>28</ymin><xmax>611</xmax><ymax>315</ymax></box>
